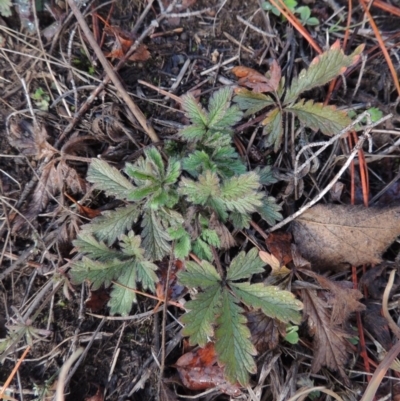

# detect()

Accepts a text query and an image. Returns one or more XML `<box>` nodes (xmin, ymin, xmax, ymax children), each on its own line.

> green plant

<box><xmin>178</xmin><ymin>248</ymin><xmax>303</xmax><ymax>385</ymax></box>
<box><xmin>262</xmin><ymin>1</ymin><xmax>319</xmax><ymax>26</ymax></box>
<box><xmin>0</xmin><ymin>0</ymin><xmax>11</xmax><ymax>17</ymax></box>
<box><xmin>31</xmin><ymin>87</ymin><xmax>50</xmax><ymax>111</ymax></box>
<box><xmin>233</xmin><ymin>41</ymin><xmax>363</xmax><ymax>151</ymax></box>
<box><xmin>71</xmin><ymin>87</ymin><xmax>282</xmax><ymax>316</ymax></box>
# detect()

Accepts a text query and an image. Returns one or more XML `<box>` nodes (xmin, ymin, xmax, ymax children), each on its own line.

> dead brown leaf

<box><xmin>247</xmin><ymin>310</ymin><xmax>285</xmax><ymax>353</ymax></box>
<box><xmin>8</xmin><ymin>120</ymin><xmax>57</xmax><ymax>159</ymax></box>
<box><xmin>301</xmin><ymin>289</ymin><xmax>350</xmax><ymax>382</ymax></box>
<box><xmin>291</xmin><ymin>204</ymin><xmax>400</xmax><ymax>271</ymax></box>
<box><xmin>306</xmin><ymin>271</ymin><xmax>365</xmax><ymax>324</ymax></box>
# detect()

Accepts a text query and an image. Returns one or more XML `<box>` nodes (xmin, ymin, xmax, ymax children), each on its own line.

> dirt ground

<box><xmin>1</xmin><ymin>0</ymin><xmax>400</xmax><ymax>400</ymax></box>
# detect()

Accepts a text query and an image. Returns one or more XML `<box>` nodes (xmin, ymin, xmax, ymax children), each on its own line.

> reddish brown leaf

<box><xmin>175</xmin><ymin>343</ymin><xmax>242</xmax><ymax>397</ymax></box>
<box><xmin>301</xmin><ymin>289</ymin><xmax>351</xmax><ymax>382</ymax></box>
<box><xmin>265</xmin><ymin>232</ymin><xmax>293</xmax><ymax>267</ymax></box>
<box><xmin>85</xmin><ymin>288</ymin><xmax>110</xmax><ymax>312</ymax></box>
<box><xmin>291</xmin><ymin>204</ymin><xmax>400</xmax><ymax>271</ymax></box>
<box><xmin>104</xmin><ymin>26</ymin><xmax>150</xmax><ymax>61</ymax></box>
<box><xmin>232</xmin><ymin>60</ymin><xmax>281</xmax><ymax>93</ymax></box>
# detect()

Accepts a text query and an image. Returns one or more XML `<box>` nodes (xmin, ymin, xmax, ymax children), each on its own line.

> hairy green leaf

<box><xmin>87</xmin><ymin>159</ymin><xmax>135</xmax><ymax>200</ymax></box>
<box><xmin>207</xmin><ymin>87</ymin><xmax>233</xmax><ymax>127</ymax></box>
<box><xmin>71</xmin><ymin>258</ymin><xmax>132</xmax><ymax>290</ymax></box>
<box><xmin>221</xmin><ymin>172</ymin><xmax>263</xmax><ymax>213</ymax></box>
<box><xmin>141</xmin><ymin>210</ymin><xmax>171</xmax><ymax>260</ymax></box>
<box><xmin>231</xmin><ymin>282</ymin><xmax>303</xmax><ymax>324</ymax></box>
<box><xmin>262</xmin><ymin>108</ymin><xmax>283</xmax><ymax>152</ymax></box>
<box><xmin>233</xmin><ymin>89</ymin><xmax>275</xmax><ymax>116</ymax></box>
<box><xmin>178</xmin><ymin>125</ymin><xmax>206</xmax><ymax>141</ymax></box>
<box><xmin>109</xmin><ymin>267</ymin><xmax>137</xmax><ymax>315</ymax></box>
<box><xmin>179</xmin><ymin>171</ymin><xmax>221</xmax><ymax>206</ymax></box>
<box><xmin>201</xmin><ymin>229</ymin><xmax>220</xmax><ymax>248</ymax></box>
<box><xmin>178</xmin><ymin>260</ymin><xmax>220</xmax><ymax>288</ymax></box>
<box><xmin>215</xmin><ymin>290</ymin><xmax>257</xmax><ymax>385</ymax></box>
<box><xmin>181</xmin><ymin>93</ymin><xmax>208</xmax><ymax>126</ymax></box>
<box><xmin>284</xmin><ymin>42</ymin><xmax>363</xmax><ymax>104</ymax></box>
<box><xmin>181</xmin><ymin>285</ymin><xmax>221</xmax><ymax>346</ymax></box>
<box><xmin>286</xmin><ymin>100</ymin><xmax>352</xmax><ymax>136</ymax></box>
<box><xmin>84</xmin><ymin>205</ymin><xmax>140</xmax><ymax>245</ymax></box>
<box><xmin>192</xmin><ymin>237</ymin><xmax>213</xmax><ymax>261</ymax></box>
<box><xmin>230</xmin><ymin>211</ymin><xmax>251</xmax><ymax>229</ymax></box>
<box><xmin>73</xmin><ymin>232</ymin><xmax>121</xmax><ymax>262</ymax></box>
<box><xmin>227</xmin><ymin>248</ymin><xmax>265</xmax><ymax>281</ymax></box>
<box><xmin>174</xmin><ymin>233</ymin><xmax>191</xmax><ymax>259</ymax></box>
<box><xmin>256</xmin><ymin>165</ymin><xmax>278</xmax><ymax>186</ymax></box>
<box><xmin>256</xmin><ymin>197</ymin><xmax>283</xmax><ymax>226</ymax></box>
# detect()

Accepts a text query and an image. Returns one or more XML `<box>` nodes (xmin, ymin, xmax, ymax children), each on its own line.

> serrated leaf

<box><xmin>231</xmin><ymin>282</ymin><xmax>303</xmax><ymax>324</ymax></box>
<box><xmin>109</xmin><ymin>266</ymin><xmax>137</xmax><ymax>315</ymax></box>
<box><xmin>211</xmin><ymin>104</ymin><xmax>243</xmax><ymax>131</ymax></box>
<box><xmin>262</xmin><ymin>108</ymin><xmax>283</xmax><ymax>152</ymax></box>
<box><xmin>87</xmin><ymin>159</ymin><xmax>135</xmax><ymax>200</ymax></box>
<box><xmin>141</xmin><ymin>210</ymin><xmax>171</xmax><ymax>260</ymax></box>
<box><xmin>256</xmin><ymin>197</ymin><xmax>283</xmax><ymax>226</ymax></box>
<box><xmin>136</xmin><ymin>260</ymin><xmax>158</xmax><ymax>291</ymax></box>
<box><xmin>207</xmin><ymin>87</ymin><xmax>233</xmax><ymax>126</ymax></box>
<box><xmin>286</xmin><ymin>100</ymin><xmax>352</xmax><ymax>136</ymax></box>
<box><xmin>284</xmin><ymin>42</ymin><xmax>364</xmax><ymax>104</ymax></box>
<box><xmin>73</xmin><ymin>232</ymin><xmax>120</xmax><ymax>261</ymax></box>
<box><xmin>179</xmin><ymin>171</ymin><xmax>221</xmax><ymax>206</ymax></box>
<box><xmin>192</xmin><ymin>237</ymin><xmax>213</xmax><ymax>261</ymax></box>
<box><xmin>181</xmin><ymin>93</ymin><xmax>208</xmax><ymax>126</ymax></box>
<box><xmin>174</xmin><ymin>233</ymin><xmax>191</xmax><ymax>258</ymax></box>
<box><xmin>201</xmin><ymin>229</ymin><xmax>220</xmax><ymax>247</ymax></box>
<box><xmin>128</xmin><ymin>184</ymin><xmax>161</xmax><ymax>201</ymax></box>
<box><xmin>119</xmin><ymin>230</ymin><xmax>145</xmax><ymax>259</ymax></box>
<box><xmin>82</xmin><ymin>204</ymin><xmax>140</xmax><ymax>245</ymax></box>
<box><xmin>215</xmin><ymin>290</ymin><xmax>257</xmax><ymax>385</ymax></box>
<box><xmin>255</xmin><ymin>165</ymin><xmax>278</xmax><ymax>185</ymax></box>
<box><xmin>145</xmin><ymin>147</ymin><xmax>164</xmax><ymax>174</ymax></box>
<box><xmin>233</xmin><ymin>88</ymin><xmax>274</xmax><ymax>116</ymax></box>
<box><xmin>221</xmin><ymin>172</ymin><xmax>263</xmax><ymax>213</ymax></box>
<box><xmin>124</xmin><ymin>165</ymin><xmax>157</xmax><ymax>182</ymax></box>
<box><xmin>178</xmin><ymin>260</ymin><xmax>220</xmax><ymax>288</ymax></box>
<box><xmin>164</xmin><ymin>159</ymin><xmax>181</xmax><ymax>184</ymax></box>
<box><xmin>70</xmin><ymin>258</ymin><xmax>131</xmax><ymax>290</ymax></box>
<box><xmin>181</xmin><ymin>285</ymin><xmax>221</xmax><ymax>346</ymax></box>
<box><xmin>230</xmin><ymin>211</ymin><xmax>251</xmax><ymax>229</ymax></box>
<box><xmin>178</xmin><ymin>125</ymin><xmax>206</xmax><ymax>141</ymax></box>
<box><xmin>182</xmin><ymin>151</ymin><xmax>212</xmax><ymax>178</ymax></box>
<box><xmin>227</xmin><ymin>248</ymin><xmax>265</xmax><ymax>281</ymax></box>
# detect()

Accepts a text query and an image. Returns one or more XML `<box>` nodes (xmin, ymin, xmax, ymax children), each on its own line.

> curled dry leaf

<box><xmin>175</xmin><ymin>343</ymin><xmax>242</xmax><ymax>397</ymax></box>
<box><xmin>305</xmin><ymin>271</ymin><xmax>365</xmax><ymax>324</ymax></box>
<box><xmin>232</xmin><ymin>60</ymin><xmax>281</xmax><ymax>93</ymax></box>
<box><xmin>247</xmin><ymin>310</ymin><xmax>285</xmax><ymax>353</ymax></box>
<box><xmin>8</xmin><ymin>120</ymin><xmax>56</xmax><ymax>159</ymax></box>
<box><xmin>301</xmin><ymin>289</ymin><xmax>350</xmax><ymax>382</ymax></box>
<box><xmin>291</xmin><ymin>204</ymin><xmax>400</xmax><ymax>271</ymax></box>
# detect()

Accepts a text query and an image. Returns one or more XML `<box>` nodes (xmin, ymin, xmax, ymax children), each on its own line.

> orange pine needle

<box><xmin>360</xmin><ymin>0</ymin><xmax>400</xmax><ymax>98</ymax></box>
<box><xmin>0</xmin><ymin>346</ymin><xmax>31</xmax><ymax>399</ymax></box>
